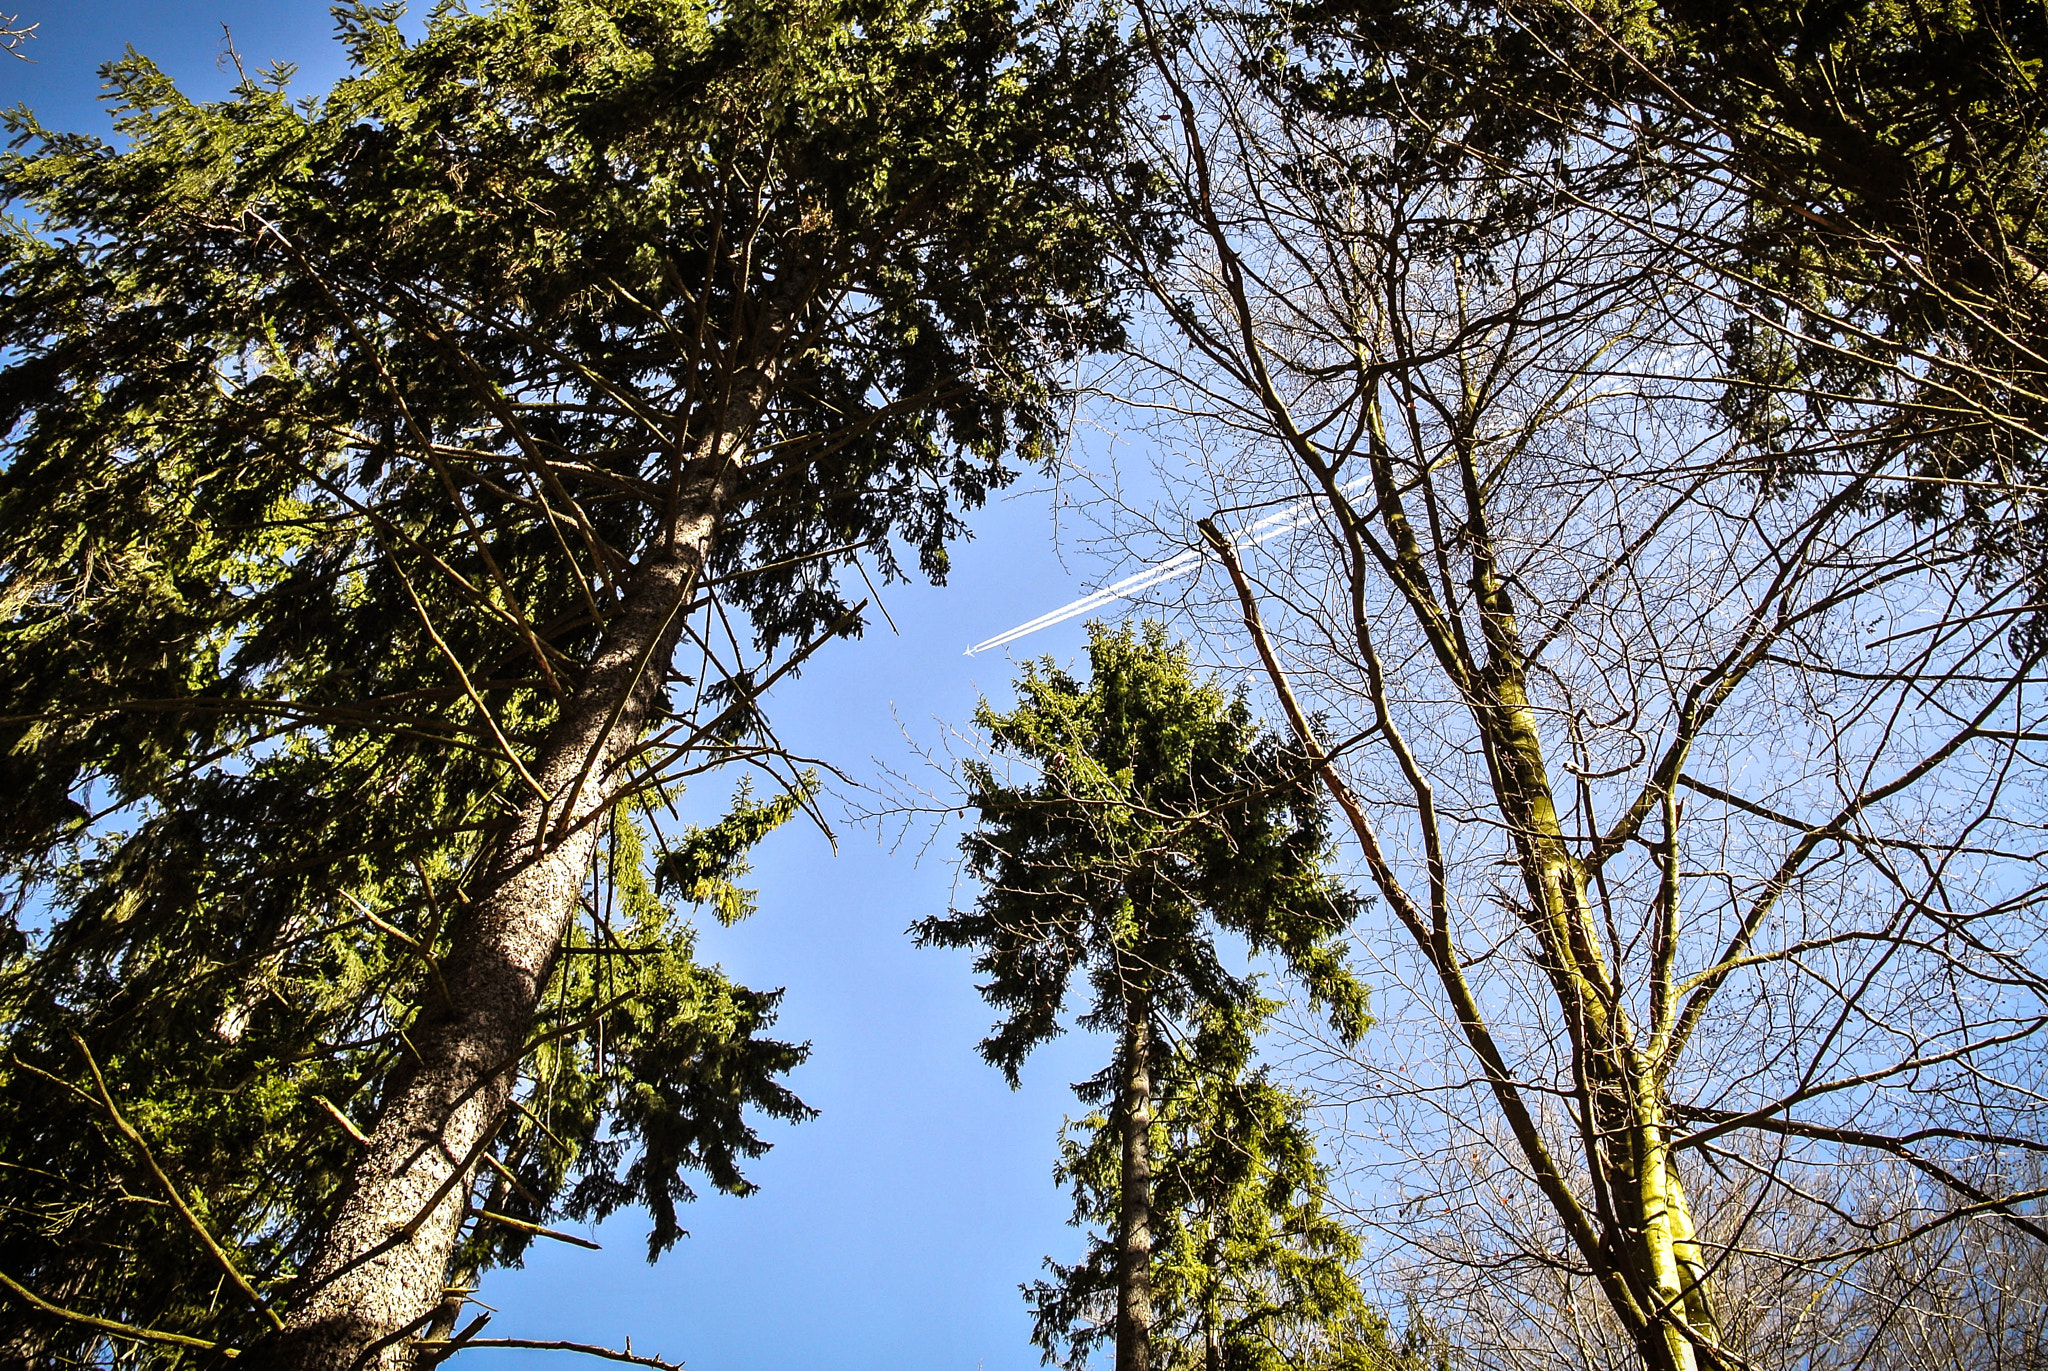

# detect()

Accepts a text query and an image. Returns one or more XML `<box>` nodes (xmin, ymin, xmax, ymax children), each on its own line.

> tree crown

<box><xmin>918</xmin><ymin>620</ymin><xmax>1366</xmax><ymax>1086</ymax></box>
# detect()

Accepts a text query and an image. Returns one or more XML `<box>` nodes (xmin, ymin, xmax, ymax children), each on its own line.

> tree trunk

<box><xmin>1116</xmin><ymin>1009</ymin><xmax>1155</xmax><ymax>1371</ymax></box>
<box><xmin>1630</xmin><ymin>1063</ymin><xmax>1698</xmax><ymax>1371</ymax></box>
<box><xmin>241</xmin><ymin>455</ymin><xmax>740</xmax><ymax>1371</ymax></box>
<box><xmin>1665</xmin><ymin>1162</ymin><xmax>1720</xmax><ymax>1343</ymax></box>
<box><xmin>1216</xmin><ymin>482</ymin><xmax>1731</xmax><ymax>1370</ymax></box>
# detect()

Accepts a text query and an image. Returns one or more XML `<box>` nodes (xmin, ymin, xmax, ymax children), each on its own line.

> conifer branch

<box><xmin>467</xmin><ymin>1208</ymin><xmax>603</xmax><ymax>1250</ymax></box>
<box><xmin>434</xmin><ymin>1337</ymin><xmax>684</xmax><ymax>1369</ymax></box>
<box><xmin>313</xmin><ymin>1094</ymin><xmax>374</xmax><ymax>1148</ymax></box>
<box><xmin>413</xmin><ymin>1311</ymin><xmax>494</xmax><ymax>1369</ymax></box>
<box><xmin>0</xmin><ymin>1269</ymin><xmax>235</xmax><ymax>1355</ymax></box>
<box><xmin>480</xmin><ymin>1151</ymin><xmax>550</xmax><ymax>1211</ymax></box>
<box><xmin>70</xmin><ymin>1034</ymin><xmax>286</xmax><ymax>1332</ymax></box>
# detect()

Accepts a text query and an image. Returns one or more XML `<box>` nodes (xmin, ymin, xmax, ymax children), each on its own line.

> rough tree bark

<box><xmin>1117</xmin><ymin>1007</ymin><xmax>1155</xmax><ymax>1371</ymax></box>
<box><xmin>244</xmin><ymin>417</ymin><xmax>760</xmax><ymax>1369</ymax></box>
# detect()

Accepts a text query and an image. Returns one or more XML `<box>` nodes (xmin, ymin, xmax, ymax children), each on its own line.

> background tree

<box><xmin>1030</xmin><ymin>994</ymin><xmax>1408</xmax><ymax>1371</ymax></box>
<box><xmin>918</xmin><ymin>620</ymin><xmax>1367</xmax><ymax>1371</ymax></box>
<box><xmin>1277</xmin><ymin>0</ymin><xmax>2048</xmax><ymax>601</ymax></box>
<box><xmin>0</xmin><ymin>0</ymin><xmax>1146</xmax><ymax>1364</ymax></box>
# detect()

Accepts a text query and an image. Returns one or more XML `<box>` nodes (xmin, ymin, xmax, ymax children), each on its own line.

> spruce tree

<box><xmin>1029</xmin><ymin>996</ymin><xmax>1404</xmax><ymax>1371</ymax></box>
<box><xmin>0</xmin><ymin>1</ymin><xmax>1146</xmax><ymax>1364</ymax></box>
<box><xmin>917</xmin><ymin>621</ymin><xmax>1367</xmax><ymax>1371</ymax></box>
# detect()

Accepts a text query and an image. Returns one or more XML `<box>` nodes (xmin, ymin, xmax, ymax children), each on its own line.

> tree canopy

<box><xmin>922</xmin><ymin>621</ymin><xmax>1366</xmax><ymax>1084</ymax></box>
<box><xmin>1276</xmin><ymin>0</ymin><xmax>2048</xmax><ymax>584</ymax></box>
<box><xmin>0</xmin><ymin>0</ymin><xmax>1147</xmax><ymax>1363</ymax></box>
<box><xmin>7</xmin><ymin>0</ymin><xmax>2048</xmax><ymax>1367</ymax></box>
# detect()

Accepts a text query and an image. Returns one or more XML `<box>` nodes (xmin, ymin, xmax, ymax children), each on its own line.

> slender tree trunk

<box><xmin>242</xmin><ymin>451</ymin><xmax>742</xmax><ymax>1371</ymax></box>
<box><xmin>1116</xmin><ymin>1009</ymin><xmax>1155</xmax><ymax>1371</ymax></box>
<box><xmin>1665</xmin><ymin>1163</ymin><xmax>1719</xmax><ymax>1343</ymax></box>
<box><xmin>1213</xmin><ymin>484</ymin><xmax>1731</xmax><ymax>1370</ymax></box>
<box><xmin>1629</xmin><ymin>1063</ymin><xmax>1698</xmax><ymax>1371</ymax></box>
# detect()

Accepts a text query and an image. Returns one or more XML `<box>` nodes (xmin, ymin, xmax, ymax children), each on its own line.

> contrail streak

<box><xmin>964</xmin><ymin>477</ymin><xmax>1365</xmax><ymax>656</ymax></box>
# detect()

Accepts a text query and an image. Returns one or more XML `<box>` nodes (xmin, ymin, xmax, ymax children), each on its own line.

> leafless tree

<box><xmin>1087</xmin><ymin>19</ymin><xmax>2048</xmax><ymax>1370</ymax></box>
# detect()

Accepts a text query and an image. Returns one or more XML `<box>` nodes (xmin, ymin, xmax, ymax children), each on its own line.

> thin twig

<box><xmin>480</xmin><ymin>1152</ymin><xmax>547</xmax><ymax>1211</ymax></box>
<box><xmin>1</xmin><ymin>13</ymin><xmax>34</xmax><ymax>59</ymax></box>
<box><xmin>434</xmin><ymin>1337</ymin><xmax>684</xmax><ymax>1370</ymax></box>
<box><xmin>468</xmin><ymin>1208</ymin><xmax>602</xmax><ymax>1251</ymax></box>
<box><xmin>312</xmin><ymin>1094</ymin><xmax>373</xmax><ymax>1147</ymax></box>
<box><xmin>414</xmin><ymin>1312</ymin><xmax>494</xmax><ymax>1369</ymax></box>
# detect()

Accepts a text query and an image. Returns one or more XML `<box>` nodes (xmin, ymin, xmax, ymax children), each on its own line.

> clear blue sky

<box><xmin>2</xmin><ymin>9</ymin><xmax>1124</xmax><ymax>1370</ymax></box>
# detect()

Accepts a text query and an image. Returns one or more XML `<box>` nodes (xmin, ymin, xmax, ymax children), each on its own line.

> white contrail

<box><xmin>964</xmin><ymin>477</ymin><xmax>1366</xmax><ymax>656</ymax></box>
<box><xmin>963</xmin><ymin>550</ymin><xmax>1205</xmax><ymax>657</ymax></box>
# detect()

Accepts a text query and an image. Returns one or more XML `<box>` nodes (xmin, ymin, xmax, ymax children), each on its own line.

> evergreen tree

<box><xmin>0</xmin><ymin>780</ymin><xmax>813</xmax><ymax>1368</ymax></box>
<box><xmin>0</xmin><ymin>1</ymin><xmax>1147</xmax><ymax>1364</ymax></box>
<box><xmin>1030</xmin><ymin>996</ymin><xmax>1405</xmax><ymax>1371</ymax></box>
<box><xmin>918</xmin><ymin>621</ymin><xmax>1367</xmax><ymax>1371</ymax></box>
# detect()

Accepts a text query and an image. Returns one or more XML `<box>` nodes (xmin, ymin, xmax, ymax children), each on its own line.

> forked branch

<box><xmin>1</xmin><ymin>13</ymin><xmax>33</xmax><ymax>59</ymax></box>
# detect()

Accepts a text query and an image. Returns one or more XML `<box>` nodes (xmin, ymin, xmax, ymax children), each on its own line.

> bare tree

<box><xmin>1088</xmin><ymin>18</ymin><xmax>2048</xmax><ymax>1369</ymax></box>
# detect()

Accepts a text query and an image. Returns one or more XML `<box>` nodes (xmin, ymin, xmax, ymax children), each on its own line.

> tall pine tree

<box><xmin>919</xmin><ymin>621</ymin><xmax>1367</xmax><ymax>1371</ymax></box>
<box><xmin>0</xmin><ymin>1</ymin><xmax>1150</xmax><ymax>1364</ymax></box>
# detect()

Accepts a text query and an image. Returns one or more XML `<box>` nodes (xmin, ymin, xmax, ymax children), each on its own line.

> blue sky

<box><xmin>2</xmin><ymin>9</ymin><xmax>1129</xmax><ymax>1369</ymax></box>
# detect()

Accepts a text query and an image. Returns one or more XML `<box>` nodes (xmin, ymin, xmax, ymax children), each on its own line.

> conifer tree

<box><xmin>918</xmin><ymin>621</ymin><xmax>1367</xmax><ymax>1371</ymax></box>
<box><xmin>0</xmin><ymin>788</ymin><xmax>811</xmax><ymax>1367</ymax></box>
<box><xmin>1029</xmin><ymin>996</ymin><xmax>1405</xmax><ymax>1371</ymax></box>
<box><xmin>0</xmin><ymin>1</ymin><xmax>1146</xmax><ymax>1364</ymax></box>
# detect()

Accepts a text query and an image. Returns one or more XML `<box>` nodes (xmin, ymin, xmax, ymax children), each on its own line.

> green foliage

<box><xmin>0</xmin><ymin>792</ymin><xmax>808</xmax><ymax>1361</ymax></box>
<box><xmin>656</xmin><ymin>780</ymin><xmax>808</xmax><ymax>926</ymax></box>
<box><xmin>0</xmin><ymin>0</ymin><xmax>1145</xmax><ymax>1355</ymax></box>
<box><xmin>0</xmin><ymin>0</ymin><xmax>1143</xmax><ymax>879</ymax></box>
<box><xmin>458</xmin><ymin>801</ymin><xmax>814</xmax><ymax>1271</ymax></box>
<box><xmin>1281</xmin><ymin>0</ymin><xmax>2048</xmax><ymax>252</ymax></box>
<box><xmin>1029</xmin><ymin>999</ymin><xmax>1408</xmax><ymax>1371</ymax></box>
<box><xmin>917</xmin><ymin>620</ymin><xmax>1368</xmax><ymax>1084</ymax></box>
